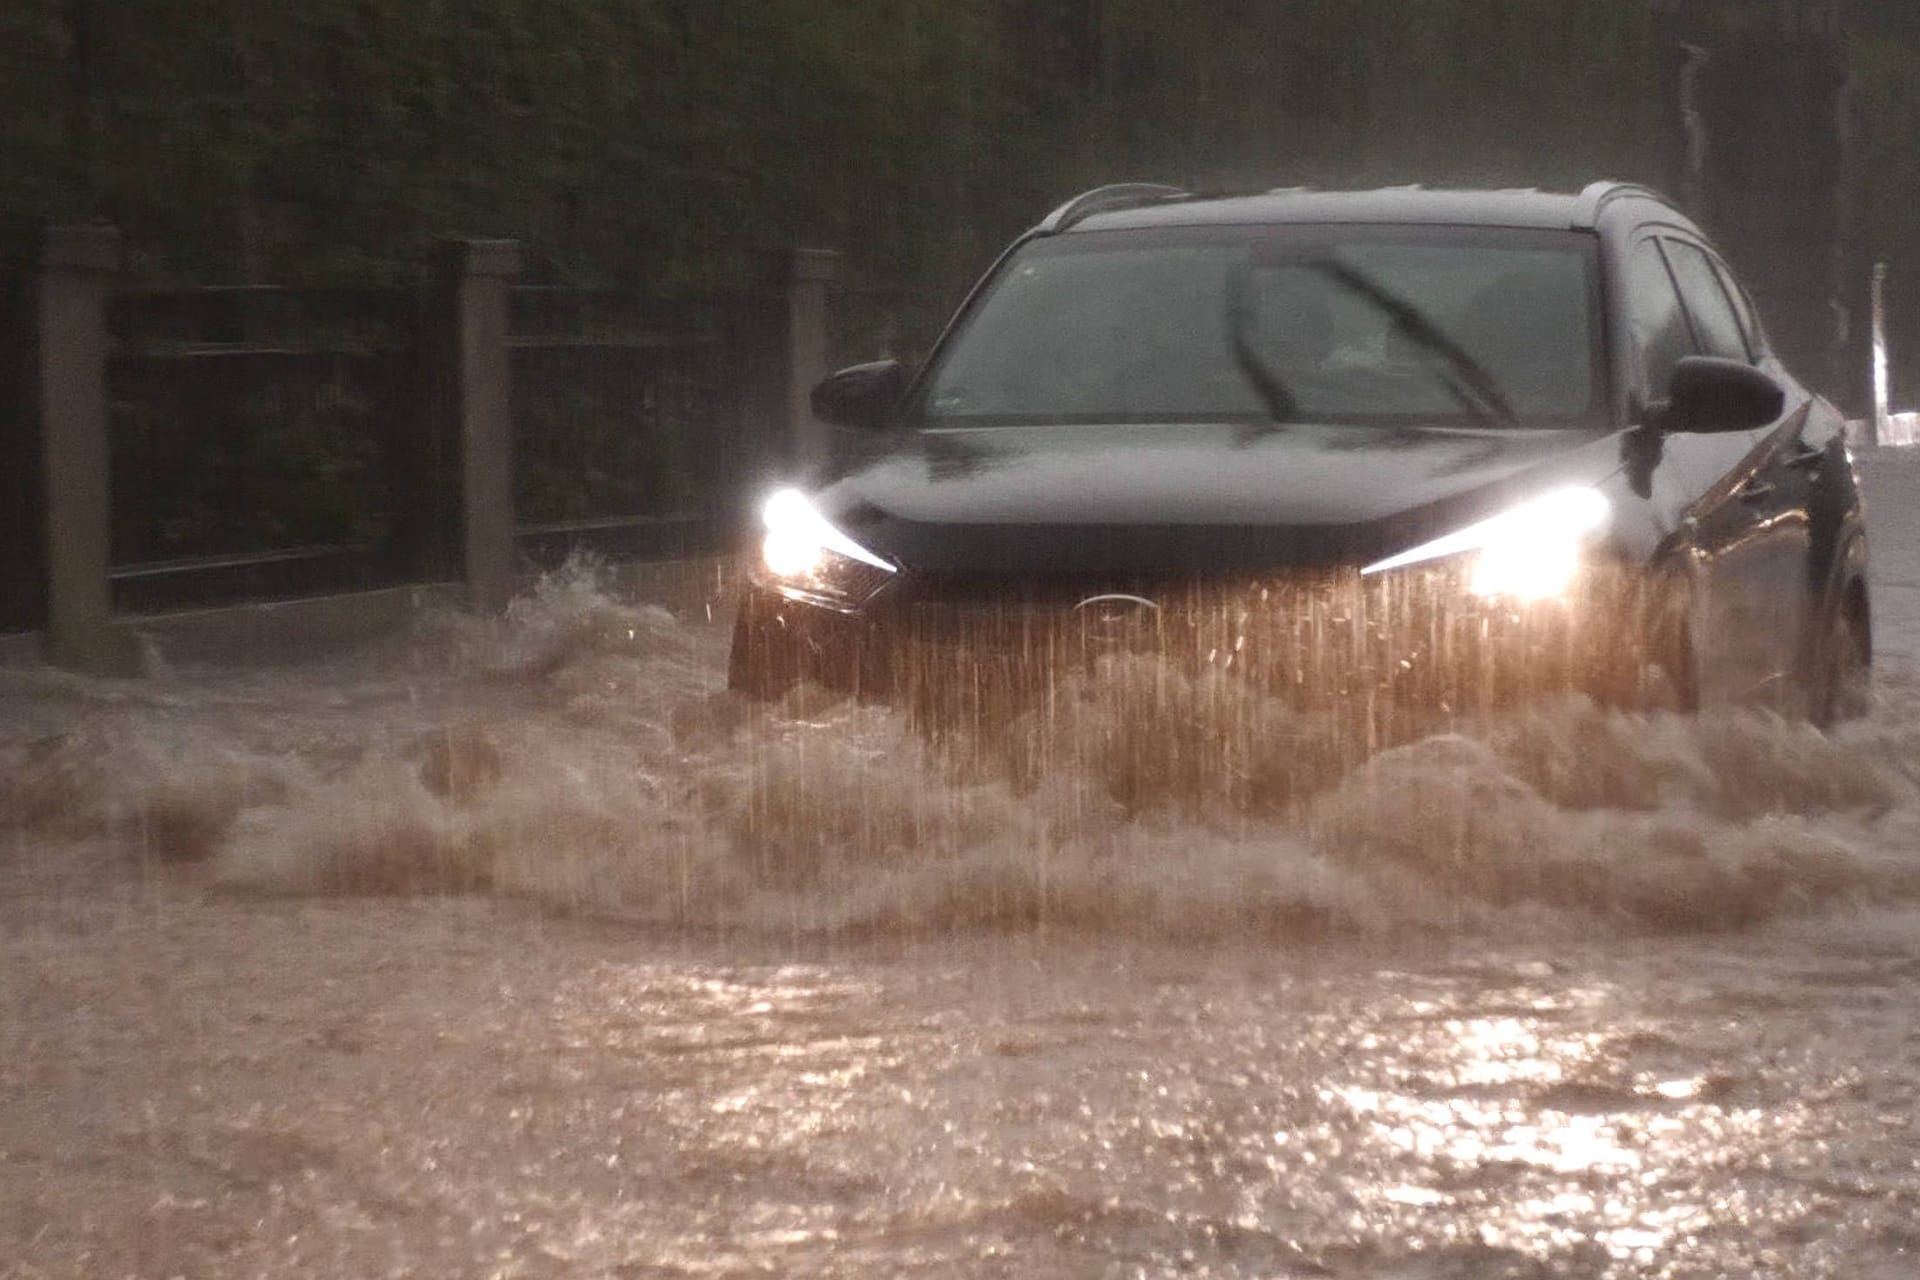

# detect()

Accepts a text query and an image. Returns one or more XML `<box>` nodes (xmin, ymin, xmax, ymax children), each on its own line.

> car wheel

<box><xmin>1593</xmin><ymin>574</ymin><xmax>1697</xmax><ymax>714</ymax></box>
<box><xmin>1628</xmin><ymin>626</ymin><xmax>1697</xmax><ymax>714</ymax></box>
<box><xmin>1813</xmin><ymin>590</ymin><xmax>1871</xmax><ymax>727</ymax></box>
<box><xmin>727</xmin><ymin>593</ymin><xmax>801</xmax><ymax>701</ymax></box>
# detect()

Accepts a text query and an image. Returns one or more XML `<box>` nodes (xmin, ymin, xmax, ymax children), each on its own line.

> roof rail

<box><xmin>1570</xmin><ymin>180</ymin><xmax>1676</xmax><ymax>229</ymax></box>
<box><xmin>1037</xmin><ymin>183</ymin><xmax>1189</xmax><ymax>234</ymax></box>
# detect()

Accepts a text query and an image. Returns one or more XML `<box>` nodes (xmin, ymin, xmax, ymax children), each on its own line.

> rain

<box><xmin>7</xmin><ymin>3</ymin><xmax>1920</xmax><ymax>1276</ymax></box>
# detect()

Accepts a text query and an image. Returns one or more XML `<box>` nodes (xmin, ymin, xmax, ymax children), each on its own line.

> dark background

<box><xmin>3</xmin><ymin>1</ymin><xmax>1917</xmax><ymax>541</ymax></box>
<box><xmin>5</xmin><ymin>1</ymin><xmax>1917</xmax><ymax>402</ymax></box>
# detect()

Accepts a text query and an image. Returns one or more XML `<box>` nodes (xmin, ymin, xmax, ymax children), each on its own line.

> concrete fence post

<box><xmin>0</xmin><ymin>254</ymin><xmax>39</xmax><ymax>637</ymax></box>
<box><xmin>1871</xmin><ymin>262</ymin><xmax>1889</xmax><ymax>450</ymax></box>
<box><xmin>784</xmin><ymin>248</ymin><xmax>841</xmax><ymax>475</ymax></box>
<box><xmin>32</xmin><ymin>224</ymin><xmax>136</xmax><ymax>674</ymax></box>
<box><xmin>435</xmin><ymin>239</ymin><xmax>521</xmax><ymax>614</ymax></box>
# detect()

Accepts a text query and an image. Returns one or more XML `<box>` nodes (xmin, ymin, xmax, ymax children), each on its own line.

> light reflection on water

<box><xmin>4</xmin><ymin>833</ymin><xmax>1918</xmax><ymax>1277</ymax></box>
<box><xmin>433</xmin><ymin>936</ymin><xmax>1920</xmax><ymax>1277</ymax></box>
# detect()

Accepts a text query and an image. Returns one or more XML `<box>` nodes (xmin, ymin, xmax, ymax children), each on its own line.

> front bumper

<box><xmin>733</xmin><ymin>558</ymin><xmax>1645</xmax><ymax>721</ymax></box>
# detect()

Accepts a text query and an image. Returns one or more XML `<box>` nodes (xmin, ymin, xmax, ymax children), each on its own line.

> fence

<box><xmin>510</xmin><ymin>286</ymin><xmax>747</xmax><ymax>568</ymax></box>
<box><xmin>106</xmin><ymin>285</ymin><xmax>421</xmax><ymax>612</ymax></box>
<box><xmin>1</xmin><ymin>227</ymin><xmax>867</xmax><ymax>672</ymax></box>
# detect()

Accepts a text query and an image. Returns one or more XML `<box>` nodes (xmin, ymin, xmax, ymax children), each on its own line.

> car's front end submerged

<box><xmin>731</xmin><ymin>474</ymin><xmax>1653</xmax><ymax>739</ymax></box>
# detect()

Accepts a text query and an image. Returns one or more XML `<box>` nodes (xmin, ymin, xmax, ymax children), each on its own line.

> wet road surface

<box><xmin>7</xmin><ymin>451</ymin><xmax>1920</xmax><ymax>1277</ymax></box>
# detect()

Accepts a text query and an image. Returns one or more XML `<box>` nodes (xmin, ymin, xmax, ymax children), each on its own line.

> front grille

<box><xmin>882</xmin><ymin>565</ymin><xmax>1435</xmax><ymax>657</ymax></box>
<box><xmin>869</xmin><ymin>561</ymin><xmax>1630</xmax><ymax>714</ymax></box>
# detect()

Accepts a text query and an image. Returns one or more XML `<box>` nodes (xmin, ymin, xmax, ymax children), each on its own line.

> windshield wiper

<box><xmin>1226</xmin><ymin>259</ymin><xmax>1298</xmax><ymax>427</ymax></box>
<box><xmin>1309</xmin><ymin>260</ymin><xmax>1516</xmax><ymax>426</ymax></box>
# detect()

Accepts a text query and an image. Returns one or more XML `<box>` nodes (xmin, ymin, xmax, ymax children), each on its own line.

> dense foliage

<box><xmin>2</xmin><ymin>0</ymin><xmax>1660</xmax><ymax>297</ymax></box>
<box><xmin>0</xmin><ymin>2</ymin><xmax>1913</xmax><ymax>375</ymax></box>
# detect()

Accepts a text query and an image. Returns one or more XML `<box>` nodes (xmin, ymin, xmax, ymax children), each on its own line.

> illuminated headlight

<box><xmin>757</xmin><ymin>488</ymin><xmax>896</xmax><ymax>604</ymax></box>
<box><xmin>1361</xmin><ymin>487</ymin><xmax>1610</xmax><ymax>602</ymax></box>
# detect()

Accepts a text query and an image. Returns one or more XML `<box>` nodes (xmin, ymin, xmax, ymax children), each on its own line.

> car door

<box><xmin>1708</xmin><ymin>249</ymin><xmax>1855</xmax><ymax>676</ymax></box>
<box><xmin>1662</xmin><ymin>234</ymin><xmax>1815</xmax><ymax>707</ymax></box>
<box><xmin>1620</xmin><ymin>233</ymin><xmax>1764</xmax><ymax>705</ymax></box>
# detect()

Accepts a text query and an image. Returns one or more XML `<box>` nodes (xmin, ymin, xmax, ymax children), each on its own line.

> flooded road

<box><xmin>7</xmin><ymin>451</ymin><xmax>1920</xmax><ymax>1277</ymax></box>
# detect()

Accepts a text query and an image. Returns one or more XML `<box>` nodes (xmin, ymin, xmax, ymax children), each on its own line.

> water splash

<box><xmin>5</xmin><ymin>562</ymin><xmax>1912</xmax><ymax>940</ymax></box>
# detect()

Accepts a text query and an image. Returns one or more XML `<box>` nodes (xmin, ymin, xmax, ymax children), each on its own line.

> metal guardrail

<box><xmin>508</xmin><ymin>287</ymin><xmax>744</xmax><ymax>562</ymax></box>
<box><xmin>106</xmin><ymin>544</ymin><xmax>393</xmax><ymax>614</ymax></box>
<box><xmin>106</xmin><ymin>288</ymin><xmax>419</xmax><ymax>613</ymax></box>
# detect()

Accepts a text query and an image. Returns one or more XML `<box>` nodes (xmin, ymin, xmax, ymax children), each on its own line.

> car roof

<box><xmin>1053</xmin><ymin>184</ymin><xmax>1688</xmax><ymax>236</ymax></box>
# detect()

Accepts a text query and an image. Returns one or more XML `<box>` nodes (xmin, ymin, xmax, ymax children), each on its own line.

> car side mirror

<box><xmin>1659</xmin><ymin>356</ymin><xmax>1785</xmax><ymax>433</ymax></box>
<box><xmin>811</xmin><ymin>360</ymin><xmax>913</xmax><ymax>432</ymax></box>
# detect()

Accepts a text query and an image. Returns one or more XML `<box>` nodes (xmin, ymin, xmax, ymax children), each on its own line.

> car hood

<box><xmin>817</xmin><ymin>422</ymin><xmax>1627</xmax><ymax>575</ymax></box>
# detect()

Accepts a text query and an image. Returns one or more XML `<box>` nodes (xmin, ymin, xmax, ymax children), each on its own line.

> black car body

<box><xmin>730</xmin><ymin>183</ymin><xmax>1871</xmax><ymax>731</ymax></box>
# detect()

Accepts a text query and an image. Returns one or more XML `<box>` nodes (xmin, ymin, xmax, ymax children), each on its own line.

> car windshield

<box><xmin>919</xmin><ymin>224</ymin><xmax>1602</xmax><ymax>427</ymax></box>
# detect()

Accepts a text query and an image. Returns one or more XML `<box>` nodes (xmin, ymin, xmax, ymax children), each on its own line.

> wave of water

<box><xmin>6</xmin><ymin>560</ymin><xmax>1917</xmax><ymax>940</ymax></box>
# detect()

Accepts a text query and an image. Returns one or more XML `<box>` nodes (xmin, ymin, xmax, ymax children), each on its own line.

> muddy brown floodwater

<box><xmin>7</xmin><ymin>451</ymin><xmax>1920</xmax><ymax>1278</ymax></box>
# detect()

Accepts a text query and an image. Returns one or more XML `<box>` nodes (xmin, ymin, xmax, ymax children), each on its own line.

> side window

<box><xmin>1663</xmin><ymin>239</ymin><xmax>1752</xmax><ymax>362</ymax></box>
<box><xmin>1708</xmin><ymin>256</ymin><xmax>1764</xmax><ymax>358</ymax></box>
<box><xmin>1625</xmin><ymin>239</ymin><xmax>1695</xmax><ymax>398</ymax></box>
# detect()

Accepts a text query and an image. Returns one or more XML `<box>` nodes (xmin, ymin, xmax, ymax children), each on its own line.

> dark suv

<box><xmin>730</xmin><ymin>182</ymin><xmax>1871</xmax><ymax>730</ymax></box>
